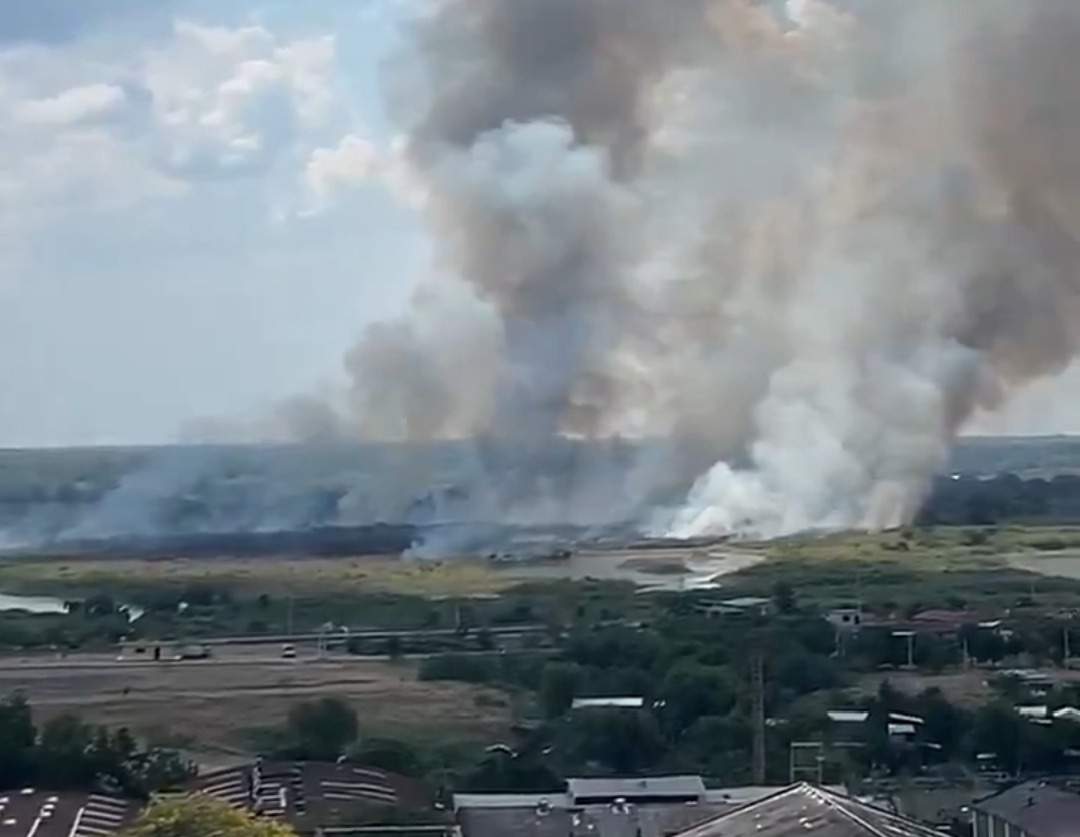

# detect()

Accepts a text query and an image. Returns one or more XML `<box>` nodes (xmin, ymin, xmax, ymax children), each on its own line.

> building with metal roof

<box><xmin>566</xmin><ymin>776</ymin><xmax>706</xmax><ymax>804</ymax></box>
<box><xmin>672</xmin><ymin>784</ymin><xmax>944</xmax><ymax>837</ymax></box>
<box><xmin>453</xmin><ymin>779</ymin><xmax>860</xmax><ymax>837</ymax></box>
<box><xmin>454</xmin><ymin>776</ymin><xmax>772</xmax><ymax>837</ymax></box>
<box><xmin>970</xmin><ymin>780</ymin><xmax>1080</xmax><ymax>837</ymax></box>
<box><xmin>570</xmin><ymin>697</ymin><xmax>645</xmax><ymax>710</ymax></box>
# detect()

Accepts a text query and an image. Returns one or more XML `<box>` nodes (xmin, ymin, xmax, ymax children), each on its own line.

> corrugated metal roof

<box><xmin>672</xmin><ymin>784</ymin><xmax>945</xmax><ymax>837</ymax></box>
<box><xmin>453</xmin><ymin>793</ymin><xmax>567</xmax><ymax>811</ymax></box>
<box><xmin>972</xmin><ymin>781</ymin><xmax>1080</xmax><ymax>837</ymax></box>
<box><xmin>568</xmin><ymin>776</ymin><xmax>705</xmax><ymax>802</ymax></box>
<box><xmin>720</xmin><ymin>597</ymin><xmax>772</xmax><ymax>608</ymax></box>
<box><xmin>828</xmin><ymin>710</ymin><xmax>869</xmax><ymax>723</ymax></box>
<box><xmin>571</xmin><ymin>697</ymin><xmax>645</xmax><ymax>709</ymax></box>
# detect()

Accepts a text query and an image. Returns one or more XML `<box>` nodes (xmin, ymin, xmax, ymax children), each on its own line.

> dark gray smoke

<box><xmin>197</xmin><ymin>0</ymin><xmax>1080</xmax><ymax>548</ymax></box>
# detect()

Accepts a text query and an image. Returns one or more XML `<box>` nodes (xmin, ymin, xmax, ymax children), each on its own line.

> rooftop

<box><xmin>719</xmin><ymin>597</ymin><xmax>773</xmax><ymax>608</ymax></box>
<box><xmin>567</xmin><ymin>776</ymin><xmax>705</xmax><ymax>803</ymax></box>
<box><xmin>454</xmin><ymin>778</ymin><xmax>771</xmax><ymax>837</ymax></box>
<box><xmin>571</xmin><ymin>697</ymin><xmax>645</xmax><ymax>710</ymax></box>
<box><xmin>187</xmin><ymin>759</ymin><xmax>427</xmax><ymax>820</ymax></box>
<box><xmin>972</xmin><ymin>780</ymin><xmax>1080</xmax><ymax>837</ymax></box>
<box><xmin>673</xmin><ymin>784</ymin><xmax>944</xmax><ymax>837</ymax></box>
<box><xmin>827</xmin><ymin>710</ymin><xmax>869</xmax><ymax>724</ymax></box>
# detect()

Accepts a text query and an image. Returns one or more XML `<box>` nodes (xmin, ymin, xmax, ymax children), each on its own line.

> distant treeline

<box><xmin>917</xmin><ymin>472</ymin><xmax>1080</xmax><ymax>526</ymax></box>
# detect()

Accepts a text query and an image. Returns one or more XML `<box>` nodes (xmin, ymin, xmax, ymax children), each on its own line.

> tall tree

<box><xmin>284</xmin><ymin>696</ymin><xmax>359</xmax><ymax>760</ymax></box>
<box><xmin>0</xmin><ymin>693</ymin><xmax>36</xmax><ymax>789</ymax></box>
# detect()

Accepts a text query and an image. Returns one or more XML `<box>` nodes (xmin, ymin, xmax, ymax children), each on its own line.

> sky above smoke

<box><xmin>0</xmin><ymin>0</ymin><xmax>423</xmax><ymax>446</ymax></box>
<box><xmin>2</xmin><ymin>0</ymin><xmax>1080</xmax><ymax>454</ymax></box>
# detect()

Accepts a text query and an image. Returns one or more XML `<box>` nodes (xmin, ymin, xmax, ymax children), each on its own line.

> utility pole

<box><xmin>1065</xmin><ymin>626</ymin><xmax>1071</xmax><ymax>667</ymax></box>
<box><xmin>751</xmin><ymin>652</ymin><xmax>766</xmax><ymax>785</ymax></box>
<box><xmin>287</xmin><ymin>595</ymin><xmax>294</xmax><ymax>637</ymax></box>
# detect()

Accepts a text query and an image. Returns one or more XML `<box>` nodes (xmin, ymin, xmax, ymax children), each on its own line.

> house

<box><xmin>1015</xmin><ymin>705</ymin><xmax>1051</xmax><ymax>723</ymax></box>
<box><xmin>888</xmin><ymin>723</ymin><xmax>918</xmax><ymax>739</ymax></box>
<box><xmin>454</xmin><ymin>776</ymin><xmax>778</xmax><ymax>837</ymax></box>
<box><xmin>696</xmin><ymin>596</ymin><xmax>774</xmax><ymax>618</ymax></box>
<box><xmin>670</xmin><ymin>783</ymin><xmax>944</xmax><ymax>837</ymax></box>
<box><xmin>827</xmin><ymin>710</ymin><xmax>869</xmax><ymax>745</ymax></box>
<box><xmin>827</xmin><ymin>710</ymin><xmax>870</xmax><ymax>724</ymax></box>
<box><xmin>970</xmin><ymin>780</ymin><xmax>1080</xmax><ymax>837</ymax></box>
<box><xmin>827</xmin><ymin>607</ymin><xmax>864</xmax><ymax>632</ymax></box>
<box><xmin>570</xmin><ymin>696</ymin><xmax>645</xmax><ymax>711</ymax></box>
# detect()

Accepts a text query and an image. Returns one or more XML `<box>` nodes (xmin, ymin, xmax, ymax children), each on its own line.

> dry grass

<box><xmin>759</xmin><ymin>525</ymin><xmax>1080</xmax><ymax>567</ymax></box>
<box><xmin>2</xmin><ymin>657</ymin><xmax>514</xmax><ymax>754</ymax></box>
<box><xmin>0</xmin><ymin>555</ymin><xmax>516</xmax><ymax>597</ymax></box>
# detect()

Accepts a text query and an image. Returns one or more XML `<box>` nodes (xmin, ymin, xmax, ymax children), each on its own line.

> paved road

<box><xmin>1</xmin><ymin>646</ymin><xmax>550</xmax><ymax>672</ymax></box>
<box><xmin>162</xmin><ymin>624</ymin><xmax>552</xmax><ymax>647</ymax></box>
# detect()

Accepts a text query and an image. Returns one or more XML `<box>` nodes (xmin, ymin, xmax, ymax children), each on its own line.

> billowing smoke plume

<box><xmin>272</xmin><ymin>0</ymin><xmax>1080</xmax><ymax>542</ymax></box>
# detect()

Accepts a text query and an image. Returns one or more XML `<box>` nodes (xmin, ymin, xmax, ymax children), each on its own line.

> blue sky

<box><xmin>0</xmin><ymin>0</ymin><xmax>428</xmax><ymax>445</ymax></box>
<box><xmin>0</xmin><ymin>0</ymin><xmax>1076</xmax><ymax>446</ymax></box>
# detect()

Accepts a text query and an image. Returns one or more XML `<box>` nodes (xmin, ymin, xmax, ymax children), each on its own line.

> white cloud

<box><xmin>14</xmin><ymin>82</ymin><xmax>126</xmax><ymax>125</ymax></box>
<box><xmin>0</xmin><ymin>17</ymin><xmax>356</xmax><ymax>235</ymax></box>
<box><xmin>0</xmin><ymin>3</ymin><xmax>422</xmax><ymax>446</ymax></box>
<box><xmin>301</xmin><ymin>133</ymin><xmax>379</xmax><ymax>212</ymax></box>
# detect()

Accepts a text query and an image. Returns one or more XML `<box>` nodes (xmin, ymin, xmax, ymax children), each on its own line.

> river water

<box><xmin>0</xmin><ymin>591</ymin><xmax>143</xmax><ymax>620</ymax></box>
<box><xmin>0</xmin><ymin>591</ymin><xmax>68</xmax><ymax>614</ymax></box>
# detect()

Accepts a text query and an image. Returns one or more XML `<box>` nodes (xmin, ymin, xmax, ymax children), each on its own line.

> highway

<box><xmin>2</xmin><ymin>644</ymin><xmax>552</xmax><ymax>672</ymax></box>
<box><xmin>0</xmin><ymin>619</ymin><xmax>626</xmax><ymax>672</ymax></box>
<box><xmin>147</xmin><ymin>623</ymin><xmax>553</xmax><ymax>647</ymax></box>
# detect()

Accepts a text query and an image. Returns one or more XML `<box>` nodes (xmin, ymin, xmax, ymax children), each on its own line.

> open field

<box><xmin>6</xmin><ymin>526</ymin><xmax>1080</xmax><ymax>631</ymax></box>
<box><xmin>1008</xmin><ymin>549</ymin><xmax>1080</xmax><ymax>580</ymax></box>
<box><xmin>10</xmin><ymin>524</ymin><xmax>1077</xmax><ymax>600</ymax></box>
<box><xmin>0</xmin><ymin>653</ymin><xmax>515</xmax><ymax>755</ymax></box>
<box><xmin>764</xmin><ymin>525</ymin><xmax>1080</xmax><ymax>564</ymax></box>
<box><xmin>0</xmin><ymin>554</ymin><xmax>517</xmax><ymax>598</ymax></box>
<box><xmin>0</xmin><ymin>545</ymin><xmax>767</xmax><ymax>599</ymax></box>
<box><xmin>718</xmin><ymin>526</ymin><xmax>1080</xmax><ymax>610</ymax></box>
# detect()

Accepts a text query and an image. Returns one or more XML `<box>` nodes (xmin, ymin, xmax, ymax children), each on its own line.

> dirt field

<box><xmin>0</xmin><ymin>656</ymin><xmax>515</xmax><ymax>754</ymax></box>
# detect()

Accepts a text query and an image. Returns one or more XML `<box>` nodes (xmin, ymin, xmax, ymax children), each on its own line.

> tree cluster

<box><xmin>0</xmin><ymin>693</ymin><xmax>194</xmax><ymax>797</ymax></box>
<box><xmin>919</xmin><ymin>473</ymin><xmax>1080</xmax><ymax>526</ymax></box>
<box><xmin>122</xmin><ymin>795</ymin><xmax>296</xmax><ymax>837</ymax></box>
<box><xmin>857</xmin><ymin>681</ymin><xmax>1080</xmax><ymax>778</ymax></box>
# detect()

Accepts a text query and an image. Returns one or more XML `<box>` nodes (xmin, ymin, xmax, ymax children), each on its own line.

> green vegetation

<box><xmin>122</xmin><ymin>795</ymin><xmax>297</xmax><ymax>837</ymax></box>
<box><xmin>0</xmin><ymin>693</ymin><xmax>194</xmax><ymax>795</ymax></box>
<box><xmin>324</xmin><ymin>604</ymin><xmax>1080</xmax><ymax>789</ymax></box>
<box><xmin>0</xmin><ymin>556</ymin><xmax>642</xmax><ymax>651</ymax></box>
<box><xmin>726</xmin><ymin>526</ymin><xmax>1080</xmax><ymax>612</ymax></box>
<box><xmin>0</xmin><ymin>555</ymin><xmax>514</xmax><ymax>599</ymax></box>
<box><xmin>272</xmin><ymin>696</ymin><xmax>360</xmax><ymax>761</ymax></box>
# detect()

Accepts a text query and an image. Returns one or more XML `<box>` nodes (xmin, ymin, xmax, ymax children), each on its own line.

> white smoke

<box><xmin>223</xmin><ymin>0</ymin><xmax>1080</xmax><ymax>544</ymax></box>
